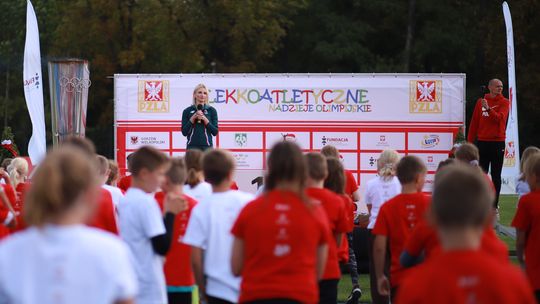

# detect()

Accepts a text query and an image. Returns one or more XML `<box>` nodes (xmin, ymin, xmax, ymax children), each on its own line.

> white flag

<box><xmin>501</xmin><ymin>2</ymin><xmax>521</xmax><ymax>194</ymax></box>
<box><xmin>23</xmin><ymin>0</ymin><xmax>46</xmax><ymax>165</ymax></box>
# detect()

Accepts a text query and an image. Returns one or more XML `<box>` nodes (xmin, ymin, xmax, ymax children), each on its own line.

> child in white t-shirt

<box><xmin>96</xmin><ymin>155</ymin><xmax>124</xmax><ymax>207</ymax></box>
<box><xmin>364</xmin><ymin>149</ymin><xmax>401</xmax><ymax>304</ymax></box>
<box><xmin>184</xmin><ymin>149</ymin><xmax>212</xmax><ymax>202</ymax></box>
<box><xmin>183</xmin><ymin>149</ymin><xmax>254</xmax><ymax>304</ymax></box>
<box><xmin>118</xmin><ymin>146</ymin><xmax>186</xmax><ymax>304</ymax></box>
<box><xmin>0</xmin><ymin>146</ymin><xmax>137</xmax><ymax>304</ymax></box>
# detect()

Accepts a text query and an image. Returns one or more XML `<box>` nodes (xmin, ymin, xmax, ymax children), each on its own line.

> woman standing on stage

<box><xmin>181</xmin><ymin>84</ymin><xmax>219</xmax><ymax>151</ymax></box>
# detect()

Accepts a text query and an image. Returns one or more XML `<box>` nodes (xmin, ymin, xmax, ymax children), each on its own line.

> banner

<box><xmin>501</xmin><ymin>2</ymin><xmax>521</xmax><ymax>194</ymax></box>
<box><xmin>23</xmin><ymin>0</ymin><xmax>46</xmax><ymax>165</ymax></box>
<box><xmin>115</xmin><ymin>74</ymin><xmax>465</xmax><ymax>193</ymax></box>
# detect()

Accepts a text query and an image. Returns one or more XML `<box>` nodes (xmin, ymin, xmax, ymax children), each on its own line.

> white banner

<box><xmin>115</xmin><ymin>74</ymin><xmax>465</xmax><ymax>123</ymax></box>
<box><xmin>23</xmin><ymin>0</ymin><xmax>46</xmax><ymax>165</ymax></box>
<box><xmin>501</xmin><ymin>2</ymin><xmax>520</xmax><ymax>194</ymax></box>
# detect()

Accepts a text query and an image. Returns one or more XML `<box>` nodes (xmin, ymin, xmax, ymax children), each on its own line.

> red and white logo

<box><xmin>427</xmin><ymin>156</ymin><xmax>434</xmax><ymax>163</ymax></box>
<box><xmin>282</xmin><ymin>133</ymin><xmax>296</xmax><ymax>142</ymax></box>
<box><xmin>416</xmin><ymin>81</ymin><xmax>436</xmax><ymax>102</ymax></box>
<box><xmin>130</xmin><ymin>136</ymin><xmax>138</xmax><ymax>145</ymax></box>
<box><xmin>144</xmin><ymin>81</ymin><xmax>164</xmax><ymax>101</ymax></box>
<box><xmin>380</xmin><ymin>135</ymin><xmax>386</xmax><ymax>142</ymax></box>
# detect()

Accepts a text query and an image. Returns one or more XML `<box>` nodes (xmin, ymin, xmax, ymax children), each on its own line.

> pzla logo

<box><xmin>410</xmin><ymin>80</ymin><xmax>442</xmax><ymax>113</ymax></box>
<box><xmin>138</xmin><ymin>80</ymin><xmax>170</xmax><ymax>113</ymax></box>
<box><xmin>235</xmin><ymin>133</ymin><xmax>247</xmax><ymax>147</ymax></box>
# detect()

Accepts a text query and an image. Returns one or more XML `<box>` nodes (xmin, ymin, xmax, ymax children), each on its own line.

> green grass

<box><xmin>337</xmin><ymin>195</ymin><xmax>520</xmax><ymax>303</ymax></box>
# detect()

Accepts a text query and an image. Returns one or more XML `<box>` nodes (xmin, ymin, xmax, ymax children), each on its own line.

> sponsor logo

<box><xmin>321</xmin><ymin>135</ymin><xmax>350</xmax><ymax>147</ymax></box>
<box><xmin>281</xmin><ymin>133</ymin><xmax>296</xmax><ymax>142</ymax></box>
<box><xmin>138</xmin><ymin>80</ymin><xmax>170</xmax><ymax>113</ymax></box>
<box><xmin>130</xmin><ymin>136</ymin><xmax>138</xmax><ymax>145</ymax></box>
<box><xmin>235</xmin><ymin>133</ymin><xmax>247</xmax><ymax>147</ymax></box>
<box><xmin>24</xmin><ymin>73</ymin><xmax>41</xmax><ymax>91</ymax></box>
<box><xmin>376</xmin><ymin>135</ymin><xmax>389</xmax><ymax>147</ymax></box>
<box><xmin>427</xmin><ymin>156</ymin><xmax>434</xmax><ymax>163</ymax></box>
<box><xmin>369</xmin><ymin>156</ymin><xmax>377</xmax><ymax>168</ymax></box>
<box><xmin>409</xmin><ymin>80</ymin><xmax>442</xmax><ymax>113</ymax></box>
<box><xmin>128</xmin><ymin>135</ymin><xmax>166</xmax><ymax>146</ymax></box>
<box><xmin>421</xmin><ymin>135</ymin><xmax>440</xmax><ymax>148</ymax></box>
<box><xmin>503</xmin><ymin>141</ymin><xmax>516</xmax><ymax>167</ymax></box>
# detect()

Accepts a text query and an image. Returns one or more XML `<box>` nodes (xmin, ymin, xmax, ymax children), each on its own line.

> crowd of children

<box><xmin>0</xmin><ymin>136</ymin><xmax>539</xmax><ymax>304</ymax></box>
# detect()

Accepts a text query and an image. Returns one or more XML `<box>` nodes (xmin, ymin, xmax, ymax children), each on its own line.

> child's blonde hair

<box><xmin>24</xmin><ymin>147</ymin><xmax>99</xmax><ymax>227</ymax></box>
<box><xmin>519</xmin><ymin>146</ymin><xmax>540</xmax><ymax>181</ymax></box>
<box><xmin>7</xmin><ymin>157</ymin><xmax>29</xmax><ymax>188</ymax></box>
<box><xmin>377</xmin><ymin>150</ymin><xmax>400</xmax><ymax>181</ymax></box>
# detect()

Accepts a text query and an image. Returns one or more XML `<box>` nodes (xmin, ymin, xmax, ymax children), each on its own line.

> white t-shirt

<box><xmin>184</xmin><ymin>182</ymin><xmax>213</xmax><ymax>202</ymax></box>
<box><xmin>365</xmin><ymin>176</ymin><xmax>401</xmax><ymax>229</ymax></box>
<box><xmin>0</xmin><ymin>225</ymin><xmax>137</xmax><ymax>304</ymax></box>
<box><xmin>183</xmin><ymin>190</ymin><xmax>254</xmax><ymax>302</ymax></box>
<box><xmin>102</xmin><ymin>184</ymin><xmax>124</xmax><ymax>207</ymax></box>
<box><xmin>118</xmin><ymin>187</ymin><xmax>166</xmax><ymax>304</ymax></box>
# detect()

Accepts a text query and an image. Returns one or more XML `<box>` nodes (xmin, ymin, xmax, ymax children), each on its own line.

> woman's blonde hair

<box><xmin>192</xmin><ymin>83</ymin><xmax>209</xmax><ymax>105</ymax></box>
<box><xmin>7</xmin><ymin>157</ymin><xmax>29</xmax><ymax>188</ymax></box>
<box><xmin>377</xmin><ymin>150</ymin><xmax>400</xmax><ymax>181</ymax></box>
<box><xmin>24</xmin><ymin>147</ymin><xmax>99</xmax><ymax>227</ymax></box>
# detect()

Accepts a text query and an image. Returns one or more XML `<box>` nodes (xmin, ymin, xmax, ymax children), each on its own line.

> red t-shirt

<box><xmin>344</xmin><ymin>170</ymin><xmax>358</xmax><ymax>200</ymax></box>
<box><xmin>231</xmin><ymin>190</ymin><xmax>330</xmax><ymax>303</ymax></box>
<box><xmin>306</xmin><ymin>188</ymin><xmax>349</xmax><ymax>279</ymax></box>
<box><xmin>405</xmin><ymin>221</ymin><xmax>508</xmax><ymax>264</ymax></box>
<box><xmin>337</xmin><ymin>194</ymin><xmax>355</xmax><ymax>263</ymax></box>
<box><xmin>512</xmin><ymin>190</ymin><xmax>540</xmax><ymax>290</ymax></box>
<box><xmin>467</xmin><ymin>94</ymin><xmax>510</xmax><ymax>142</ymax></box>
<box><xmin>118</xmin><ymin>175</ymin><xmax>132</xmax><ymax>192</ymax></box>
<box><xmin>396</xmin><ymin>250</ymin><xmax>535</xmax><ymax>304</ymax></box>
<box><xmin>0</xmin><ymin>184</ymin><xmax>18</xmax><ymax>239</ymax></box>
<box><xmin>12</xmin><ymin>182</ymin><xmax>30</xmax><ymax>232</ymax></box>
<box><xmin>155</xmin><ymin>191</ymin><xmax>198</xmax><ymax>287</ymax></box>
<box><xmin>372</xmin><ymin>192</ymin><xmax>431</xmax><ymax>287</ymax></box>
<box><xmin>88</xmin><ymin>189</ymin><xmax>119</xmax><ymax>235</ymax></box>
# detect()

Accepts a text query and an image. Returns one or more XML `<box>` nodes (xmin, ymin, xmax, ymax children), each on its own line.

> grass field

<box><xmin>336</xmin><ymin>194</ymin><xmax>520</xmax><ymax>303</ymax></box>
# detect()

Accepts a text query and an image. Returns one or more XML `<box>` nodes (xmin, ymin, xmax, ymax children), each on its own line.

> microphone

<box><xmin>197</xmin><ymin>104</ymin><xmax>203</xmax><ymax>123</ymax></box>
<box><xmin>480</xmin><ymin>85</ymin><xmax>488</xmax><ymax>97</ymax></box>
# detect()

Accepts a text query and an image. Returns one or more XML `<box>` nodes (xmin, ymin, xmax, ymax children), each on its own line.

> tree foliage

<box><xmin>0</xmin><ymin>0</ymin><xmax>539</xmax><ymax>156</ymax></box>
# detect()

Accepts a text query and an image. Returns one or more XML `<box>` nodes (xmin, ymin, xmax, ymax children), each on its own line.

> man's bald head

<box><xmin>488</xmin><ymin>79</ymin><xmax>504</xmax><ymax>95</ymax></box>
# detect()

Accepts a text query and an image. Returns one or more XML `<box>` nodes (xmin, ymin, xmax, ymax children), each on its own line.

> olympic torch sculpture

<box><xmin>48</xmin><ymin>59</ymin><xmax>91</xmax><ymax>146</ymax></box>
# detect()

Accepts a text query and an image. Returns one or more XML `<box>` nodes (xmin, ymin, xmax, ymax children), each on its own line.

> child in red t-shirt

<box><xmin>513</xmin><ymin>153</ymin><xmax>540</xmax><ymax>302</ymax></box>
<box><xmin>397</xmin><ymin>163</ymin><xmax>535</xmax><ymax>303</ymax></box>
<box><xmin>305</xmin><ymin>153</ymin><xmax>350</xmax><ymax>303</ymax></box>
<box><xmin>154</xmin><ymin>158</ymin><xmax>196</xmax><ymax>304</ymax></box>
<box><xmin>87</xmin><ymin>155</ymin><xmax>119</xmax><ymax>235</ymax></box>
<box><xmin>231</xmin><ymin>141</ymin><xmax>330</xmax><ymax>304</ymax></box>
<box><xmin>372</xmin><ymin>155</ymin><xmax>430</xmax><ymax>299</ymax></box>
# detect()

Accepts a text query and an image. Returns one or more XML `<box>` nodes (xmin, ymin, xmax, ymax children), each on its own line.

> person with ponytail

<box><xmin>231</xmin><ymin>141</ymin><xmax>330</xmax><ymax>304</ymax></box>
<box><xmin>183</xmin><ymin>149</ymin><xmax>212</xmax><ymax>202</ymax></box>
<box><xmin>0</xmin><ymin>147</ymin><xmax>137</xmax><ymax>304</ymax></box>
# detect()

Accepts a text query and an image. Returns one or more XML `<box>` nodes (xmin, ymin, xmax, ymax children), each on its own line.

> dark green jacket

<box><xmin>181</xmin><ymin>104</ymin><xmax>218</xmax><ymax>148</ymax></box>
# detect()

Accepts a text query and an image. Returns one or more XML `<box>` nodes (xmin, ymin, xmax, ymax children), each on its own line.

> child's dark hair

<box><xmin>455</xmin><ymin>143</ymin><xmax>479</xmax><ymax>164</ymax></box>
<box><xmin>324</xmin><ymin>157</ymin><xmax>346</xmax><ymax>194</ymax></box>
<box><xmin>305</xmin><ymin>152</ymin><xmax>328</xmax><ymax>181</ymax></box>
<box><xmin>320</xmin><ymin>145</ymin><xmax>340</xmax><ymax>158</ymax></box>
<box><xmin>62</xmin><ymin>136</ymin><xmax>96</xmax><ymax>155</ymax></box>
<box><xmin>436</xmin><ymin>158</ymin><xmax>456</xmax><ymax>172</ymax></box>
<box><xmin>203</xmin><ymin>149</ymin><xmax>235</xmax><ymax>186</ymax></box>
<box><xmin>25</xmin><ymin>147</ymin><xmax>99</xmax><ymax>226</ymax></box>
<box><xmin>166</xmin><ymin>157</ymin><xmax>187</xmax><ymax>185</ymax></box>
<box><xmin>432</xmin><ymin>163</ymin><xmax>493</xmax><ymax>228</ymax></box>
<box><xmin>128</xmin><ymin>146</ymin><xmax>169</xmax><ymax>176</ymax></box>
<box><xmin>265</xmin><ymin>141</ymin><xmax>307</xmax><ymax>195</ymax></box>
<box><xmin>396</xmin><ymin>155</ymin><xmax>426</xmax><ymax>184</ymax></box>
<box><xmin>184</xmin><ymin>149</ymin><xmax>204</xmax><ymax>187</ymax></box>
